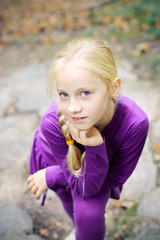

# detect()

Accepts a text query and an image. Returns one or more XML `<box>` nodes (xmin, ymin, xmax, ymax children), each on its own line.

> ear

<box><xmin>110</xmin><ymin>77</ymin><xmax>121</xmax><ymax>98</ymax></box>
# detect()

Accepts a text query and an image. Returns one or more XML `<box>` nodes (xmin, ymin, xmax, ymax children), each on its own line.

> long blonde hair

<box><xmin>48</xmin><ymin>38</ymin><xmax>118</xmax><ymax>176</ymax></box>
<box><xmin>58</xmin><ymin>112</ymin><xmax>85</xmax><ymax>176</ymax></box>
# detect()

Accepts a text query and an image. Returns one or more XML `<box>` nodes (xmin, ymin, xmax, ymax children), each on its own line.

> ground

<box><xmin>0</xmin><ymin>1</ymin><xmax>160</xmax><ymax>239</ymax></box>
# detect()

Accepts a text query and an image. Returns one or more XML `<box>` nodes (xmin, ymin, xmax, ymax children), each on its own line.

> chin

<box><xmin>73</xmin><ymin>124</ymin><xmax>92</xmax><ymax>131</ymax></box>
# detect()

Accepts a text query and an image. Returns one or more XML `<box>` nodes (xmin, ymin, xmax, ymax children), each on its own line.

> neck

<box><xmin>97</xmin><ymin>99</ymin><xmax>115</xmax><ymax>132</ymax></box>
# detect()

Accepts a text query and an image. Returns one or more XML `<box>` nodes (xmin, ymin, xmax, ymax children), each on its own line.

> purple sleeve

<box><xmin>46</xmin><ymin>165</ymin><xmax>68</xmax><ymax>190</ymax></box>
<box><xmin>68</xmin><ymin>141</ymin><xmax>109</xmax><ymax>197</ymax></box>
<box><xmin>104</xmin><ymin>118</ymin><xmax>149</xmax><ymax>189</ymax></box>
<box><xmin>41</xmin><ymin>115</ymin><xmax>109</xmax><ymax>198</ymax></box>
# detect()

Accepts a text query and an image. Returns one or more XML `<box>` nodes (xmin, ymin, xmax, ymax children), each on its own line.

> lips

<box><xmin>72</xmin><ymin>117</ymin><xmax>86</xmax><ymax>119</ymax></box>
<box><xmin>71</xmin><ymin>116</ymin><xmax>87</xmax><ymax>122</ymax></box>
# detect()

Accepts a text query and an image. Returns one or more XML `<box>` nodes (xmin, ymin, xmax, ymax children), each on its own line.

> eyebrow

<box><xmin>56</xmin><ymin>89</ymin><xmax>63</xmax><ymax>92</ymax></box>
<box><xmin>56</xmin><ymin>87</ymin><xmax>95</xmax><ymax>92</ymax></box>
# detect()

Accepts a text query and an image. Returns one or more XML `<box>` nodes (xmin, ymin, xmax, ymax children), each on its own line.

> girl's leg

<box><xmin>73</xmin><ymin>191</ymin><xmax>110</xmax><ymax>240</ymax></box>
<box><xmin>55</xmin><ymin>187</ymin><xmax>74</xmax><ymax>223</ymax></box>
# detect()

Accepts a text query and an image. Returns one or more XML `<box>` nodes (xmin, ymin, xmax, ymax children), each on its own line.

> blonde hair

<box><xmin>58</xmin><ymin>113</ymin><xmax>85</xmax><ymax>176</ymax></box>
<box><xmin>48</xmin><ymin>38</ymin><xmax>119</xmax><ymax>176</ymax></box>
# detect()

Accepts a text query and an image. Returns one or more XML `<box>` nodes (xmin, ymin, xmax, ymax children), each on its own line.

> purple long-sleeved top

<box><xmin>30</xmin><ymin>95</ymin><xmax>149</xmax><ymax>200</ymax></box>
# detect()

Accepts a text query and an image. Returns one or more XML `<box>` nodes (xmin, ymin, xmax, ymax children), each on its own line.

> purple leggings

<box><xmin>55</xmin><ymin>187</ymin><xmax>110</xmax><ymax>240</ymax></box>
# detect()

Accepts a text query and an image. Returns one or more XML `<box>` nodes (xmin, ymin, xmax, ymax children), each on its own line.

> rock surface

<box><xmin>0</xmin><ymin>202</ymin><xmax>43</xmax><ymax>240</ymax></box>
<box><xmin>138</xmin><ymin>187</ymin><xmax>160</xmax><ymax>223</ymax></box>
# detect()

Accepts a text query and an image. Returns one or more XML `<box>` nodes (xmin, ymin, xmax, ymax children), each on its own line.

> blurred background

<box><xmin>0</xmin><ymin>0</ymin><xmax>160</xmax><ymax>79</ymax></box>
<box><xmin>0</xmin><ymin>1</ymin><xmax>160</xmax><ymax>240</ymax></box>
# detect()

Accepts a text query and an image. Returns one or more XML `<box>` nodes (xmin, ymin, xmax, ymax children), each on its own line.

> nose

<box><xmin>68</xmin><ymin>99</ymin><xmax>82</xmax><ymax>113</ymax></box>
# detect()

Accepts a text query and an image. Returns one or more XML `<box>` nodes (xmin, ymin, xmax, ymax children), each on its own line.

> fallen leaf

<box><xmin>154</xmin><ymin>145</ymin><xmax>160</xmax><ymax>153</ymax></box>
<box><xmin>0</xmin><ymin>43</ymin><xmax>6</xmax><ymax>53</ymax></box>
<box><xmin>112</xmin><ymin>199</ymin><xmax>124</xmax><ymax>208</ymax></box>
<box><xmin>32</xmin><ymin>215</ymin><xmax>37</xmax><ymax>220</ymax></box>
<box><xmin>50</xmin><ymin>219</ymin><xmax>63</xmax><ymax>229</ymax></box>
<box><xmin>40</xmin><ymin>228</ymin><xmax>50</xmax><ymax>237</ymax></box>
<box><xmin>137</xmin><ymin>42</ymin><xmax>151</xmax><ymax>53</ymax></box>
<box><xmin>111</xmin><ymin>37</ymin><xmax>118</xmax><ymax>44</ymax></box>
<box><xmin>134</xmin><ymin>42</ymin><xmax>151</xmax><ymax>56</ymax></box>
<box><xmin>100</xmin><ymin>16</ymin><xmax>112</xmax><ymax>25</ymax></box>
<box><xmin>53</xmin><ymin>232</ymin><xmax>59</xmax><ymax>239</ymax></box>
<box><xmin>133</xmin><ymin>49</ymin><xmax>141</xmax><ymax>57</ymax></box>
<box><xmin>41</xmin><ymin>37</ymin><xmax>54</xmax><ymax>46</ymax></box>
<box><xmin>5</xmin><ymin>106</ymin><xmax>16</xmax><ymax>115</ymax></box>
<box><xmin>106</xmin><ymin>209</ymin><xmax>114</xmax><ymax>216</ymax></box>
<box><xmin>146</xmin><ymin>217</ymin><xmax>153</xmax><ymax>222</ymax></box>
<box><xmin>77</xmin><ymin>10</ymin><xmax>90</xmax><ymax>18</ymax></box>
<box><xmin>50</xmin><ymin>220</ymin><xmax>57</xmax><ymax>229</ymax></box>
<box><xmin>154</xmin><ymin>153</ymin><xmax>160</xmax><ymax>162</ymax></box>
<box><xmin>122</xmin><ymin>224</ymin><xmax>127</xmax><ymax>230</ymax></box>
<box><xmin>60</xmin><ymin>223</ymin><xmax>67</xmax><ymax>229</ymax></box>
<box><xmin>113</xmin><ymin>232</ymin><xmax>120</xmax><ymax>239</ymax></box>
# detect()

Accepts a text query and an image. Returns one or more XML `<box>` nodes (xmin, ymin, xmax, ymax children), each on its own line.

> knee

<box><xmin>75</xmin><ymin>205</ymin><xmax>104</xmax><ymax>229</ymax></box>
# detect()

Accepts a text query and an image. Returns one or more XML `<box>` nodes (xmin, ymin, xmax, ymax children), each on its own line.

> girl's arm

<box><xmin>27</xmin><ymin>169</ymin><xmax>47</xmax><ymax>200</ymax></box>
<box><xmin>28</xmin><ymin>161</ymin><xmax>68</xmax><ymax>200</ymax></box>
<box><xmin>104</xmin><ymin>118</ymin><xmax>149</xmax><ymax>190</ymax></box>
<box><xmin>41</xmin><ymin>116</ymin><xmax>109</xmax><ymax>198</ymax></box>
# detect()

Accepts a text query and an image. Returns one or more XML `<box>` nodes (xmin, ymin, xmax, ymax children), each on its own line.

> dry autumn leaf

<box><xmin>137</xmin><ymin>42</ymin><xmax>151</xmax><ymax>53</ymax></box>
<box><xmin>134</xmin><ymin>42</ymin><xmax>151</xmax><ymax>56</ymax></box>
<box><xmin>122</xmin><ymin>224</ymin><xmax>127</xmax><ymax>230</ymax></box>
<box><xmin>154</xmin><ymin>153</ymin><xmax>160</xmax><ymax>162</ymax></box>
<box><xmin>0</xmin><ymin>0</ymin><xmax>119</xmax><ymax>48</ymax></box>
<box><xmin>5</xmin><ymin>106</ymin><xmax>16</xmax><ymax>115</ymax></box>
<box><xmin>50</xmin><ymin>219</ymin><xmax>63</xmax><ymax>229</ymax></box>
<box><xmin>112</xmin><ymin>199</ymin><xmax>124</xmax><ymax>208</ymax></box>
<box><xmin>133</xmin><ymin>50</ymin><xmax>141</xmax><ymax>57</ymax></box>
<box><xmin>113</xmin><ymin>232</ymin><xmax>120</xmax><ymax>239</ymax></box>
<box><xmin>40</xmin><ymin>228</ymin><xmax>50</xmax><ymax>237</ymax></box>
<box><xmin>154</xmin><ymin>145</ymin><xmax>160</xmax><ymax>153</ymax></box>
<box><xmin>53</xmin><ymin>232</ymin><xmax>59</xmax><ymax>239</ymax></box>
<box><xmin>50</xmin><ymin>220</ymin><xmax>57</xmax><ymax>229</ymax></box>
<box><xmin>41</xmin><ymin>37</ymin><xmax>55</xmax><ymax>46</ymax></box>
<box><xmin>100</xmin><ymin>16</ymin><xmax>112</xmax><ymax>25</ymax></box>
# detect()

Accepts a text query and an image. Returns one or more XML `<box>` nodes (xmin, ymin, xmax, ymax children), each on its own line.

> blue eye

<box><xmin>82</xmin><ymin>91</ymin><xmax>90</xmax><ymax>96</ymax></box>
<box><xmin>60</xmin><ymin>92</ymin><xmax>68</xmax><ymax>98</ymax></box>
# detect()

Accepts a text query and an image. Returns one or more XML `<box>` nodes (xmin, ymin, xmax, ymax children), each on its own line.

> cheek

<box><xmin>87</xmin><ymin>107</ymin><xmax>99</xmax><ymax>119</ymax></box>
<box><xmin>91</xmin><ymin>101</ymin><xmax>107</xmax><ymax>116</ymax></box>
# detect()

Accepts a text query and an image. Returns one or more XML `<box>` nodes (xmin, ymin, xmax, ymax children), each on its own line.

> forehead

<box><xmin>55</xmin><ymin>63</ymin><xmax>107</xmax><ymax>91</ymax></box>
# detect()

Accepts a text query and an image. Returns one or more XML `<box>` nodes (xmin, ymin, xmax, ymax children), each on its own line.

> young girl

<box><xmin>27</xmin><ymin>39</ymin><xmax>149</xmax><ymax>240</ymax></box>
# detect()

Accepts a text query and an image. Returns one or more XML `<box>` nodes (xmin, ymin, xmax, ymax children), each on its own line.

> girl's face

<box><xmin>55</xmin><ymin>63</ymin><xmax>114</xmax><ymax>131</ymax></box>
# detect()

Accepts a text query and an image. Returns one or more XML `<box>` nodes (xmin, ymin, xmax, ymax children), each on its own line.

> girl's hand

<box><xmin>66</xmin><ymin>121</ymin><xmax>103</xmax><ymax>146</ymax></box>
<box><xmin>27</xmin><ymin>169</ymin><xmax>48</xmax><ymax>200</ymax></box>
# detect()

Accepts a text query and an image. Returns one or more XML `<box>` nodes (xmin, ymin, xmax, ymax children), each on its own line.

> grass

<box><xmin>127</xmin><ymin>51</ymin><xmax>160</xmax><ymax>81</ymax></box>
<box><xmin>106</xmin><ymin>203</ymin><xmax>141</xmax><ymax>240</ymax></box>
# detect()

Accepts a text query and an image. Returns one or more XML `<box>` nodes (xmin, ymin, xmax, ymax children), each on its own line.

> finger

<box><xmin>70</xmin><ymin>129</ymin><xmax>77</xmax><ymax>140</ymax></box>
<box><xmin>27</xmin><ymin>175</ymin><xmax>33</xmax><ymax>184</ymax></box>
<box><xmin>70</xmin><ymin>124</ymin><xmax>80</xmax><ymax>139</ymax></box>
<box><xmin>28</xmin><ymin>181</ymin><xmax>35</xmax><ymax>190</ymax></box>
<box><xmin>35</xmin><ymin>189</ymin><xmax>42</xmax><ymax>200</ymax></box>
<box><xmin>31</xmin><ymin>185</ymin><xmax>38</xmax><ymax>194</ymax></box>
<box><xmin>79</xmin><ymin>130</ymin><xmax>87</xmax><ymax>142</ymax></box>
